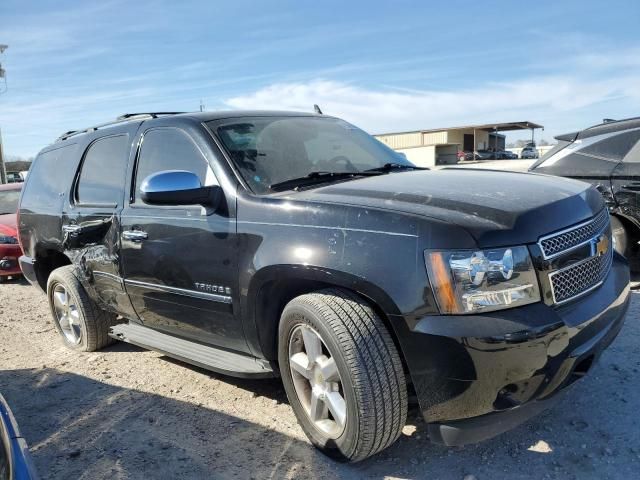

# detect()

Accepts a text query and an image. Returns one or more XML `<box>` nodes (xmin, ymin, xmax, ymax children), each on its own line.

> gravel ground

<box><xmin>0</xmin><ymin>278</ymin><xmax>639</xmax><ymax>480</ymax></box>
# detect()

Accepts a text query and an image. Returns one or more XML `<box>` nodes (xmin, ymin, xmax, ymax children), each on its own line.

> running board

<box><xmin>109</xmin><ymin>323</ymin><xmax>275</xmax><ymax>378</ymax></box>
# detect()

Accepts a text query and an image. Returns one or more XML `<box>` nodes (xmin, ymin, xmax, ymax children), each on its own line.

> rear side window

<box><xmin>580</xmin><ymin>129</ymin><xmax>640</xmax><ymax>161</ymax></box>
<box><xmin>20</xmin><ymin>143</ymin><xmax>78</xmax><ymax>211</ymax></box>
<box><xmin>76</xmin><ymin>135</ymin><xmax>129</xmax><ymax>205</ymax></box>
<box><xmin>134</xmin><ymin>128</ymin><xmax>211</xmax><ymax>204</ymax></box>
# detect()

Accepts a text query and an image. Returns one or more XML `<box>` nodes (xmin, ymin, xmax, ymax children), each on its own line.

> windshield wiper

<box><xmin>269</xmin><ymin>171</ymin><xmax>382</xmax><ymax>192</ymax></box>
<box><xmin>364</xmin><ymin>163</ymin><xmax>427</xmax><ymax>173</ymax></box>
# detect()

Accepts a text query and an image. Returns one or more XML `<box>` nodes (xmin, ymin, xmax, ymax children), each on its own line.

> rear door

<box><xmin>61</xmin><ymin>125</ymin><xmax>138</xmax><ymax>319</ymax></box>
<box><xmin>119</xmin><ymin>123</ymin><xmax>246</xmax><ymax>352</ymax></box>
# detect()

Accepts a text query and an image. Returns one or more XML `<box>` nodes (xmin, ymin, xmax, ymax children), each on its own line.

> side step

<box><xmin>109</xmin><ymin>323</ymin><xmax>275</xmax><ymax>379</ymax></box>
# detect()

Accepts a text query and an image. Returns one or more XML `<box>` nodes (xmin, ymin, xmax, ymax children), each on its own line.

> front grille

<box><xmin>549</xmin><ymin>246</ymin><xmax>613</xmax><ymax>304</ymax></box>
<box><xmin>539</xmin><ymin>208</ymin><xmax>609</xmax><ymax>258</ymax></box>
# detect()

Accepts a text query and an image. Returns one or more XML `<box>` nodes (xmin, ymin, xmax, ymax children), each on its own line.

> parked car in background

<box><xmin>5</xmin><ymin>173</ymin><xmax>23</xmax><ymax>184</ymax></box>
<box><xmin>18</xmin><ymin>111</ymin><xmax>629</xmax><ymax>462</ymax></box>
<box><xmin>530</xmin><ymin>116</ymin><xmax>640</xmax><ymax>270</ymax></box>
<box><xmin>0</xmin><ymin>184</ymin><xmax>23</xmax><ymax>281</ymax></box>
<box><xmin>520</xmin><ymin>147</ymin><xmax>539</xmax><ymax>159</ymax></box>
<box><xmin>496</xmin><ymin>150</ymin><xmax>518</xmax><ymax>160</ymax></box>
<box><xmin>474</xmin><ymin>149</ymin><xmax>494</xmax><ymax>160</ymax></box>
<box><xmin>457</xmin><ymin>150</ymin><xmax>474</xmax><ymax>162</ymax></box>
<box><xmin>0</xmin><ymin>393</ymin><xmax>38</xmax><ymax>479</ymax></box>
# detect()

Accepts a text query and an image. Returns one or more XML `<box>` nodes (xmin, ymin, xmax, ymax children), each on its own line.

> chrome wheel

<box><xmin>52</xmin><ymin>284</ymin><xmax>82</xmax><ymax>345</ymax></box>
<box><xmin>288</xmin><ymin>325</ymin><xmax>347</xmax><ymax>439</ymax></box>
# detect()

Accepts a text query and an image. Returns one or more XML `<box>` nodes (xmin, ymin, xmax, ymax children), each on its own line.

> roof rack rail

<box><xmin>116</xmin><ymin>112</ymin><xmax>185</xmax><ymax>120</ymax></box>
<box><xmin>56</xmin><ymin>112</ymin><xmax>185</xmax><ymax>142</ymax></box>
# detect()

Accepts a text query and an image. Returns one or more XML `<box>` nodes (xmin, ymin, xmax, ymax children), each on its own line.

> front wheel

<box><xmin>278</xmin><ymin>289</ymin><xmax>407</xmax><ymax>462</ymax></box>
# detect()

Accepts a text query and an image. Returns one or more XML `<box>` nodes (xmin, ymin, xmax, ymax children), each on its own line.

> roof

<box><xmin>556</xmin><ymin>116</ymin><xmax>640</xmax><ymax>142</ymax></box>
<box><xmin>54</xmin><ymin>110</ymin><xmax>323</xmax><ymax>143</ymax></box>
<box><xmin>376</xmin><ymin>121</ymin><xmax>544</xmax><ymax>136</ymax></box>
<box><xmin>184</xmin><ymin>110</ymin><xmax>320</xmax><ymax>122</ymax></box>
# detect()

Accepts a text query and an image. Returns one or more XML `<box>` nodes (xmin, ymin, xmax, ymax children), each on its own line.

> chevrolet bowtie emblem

<box><xmin>592</xmin><ymin>234</ymin><xmax>609</xmax><ymax>257</ymax></box>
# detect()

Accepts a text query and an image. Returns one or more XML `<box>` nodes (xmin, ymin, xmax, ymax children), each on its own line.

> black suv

<box><xmin>18</xmin><ymin>111</ymin><xmax>629</xmax><ymax>462</ymax></box>
<box><xmin>530</xmin><ymin>117</ymin><xmax>640</xmax><ymax>270</ymax></box>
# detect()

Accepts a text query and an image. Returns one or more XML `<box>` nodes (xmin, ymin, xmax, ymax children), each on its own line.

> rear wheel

<box><xmin>47</xmin><ymin>265</ymin><xmax>117</xmax><ymax>352</ymax></box>
<box><xmin>278</xmin><ymin>288</ymin><xmax>407</xmax><ymax>462</ymax></box>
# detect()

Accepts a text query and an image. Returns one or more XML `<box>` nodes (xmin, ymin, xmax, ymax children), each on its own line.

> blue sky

<box><xmin>1</xmin><ymin>0</ymin><xmax>639</xmax><ymax>157</ymax></box>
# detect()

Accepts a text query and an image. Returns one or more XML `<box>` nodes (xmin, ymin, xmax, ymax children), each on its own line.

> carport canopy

<box><xmin>418</xmin><ymin>121</ymin><xmax>544</xmax><ymax>134</ymax></box>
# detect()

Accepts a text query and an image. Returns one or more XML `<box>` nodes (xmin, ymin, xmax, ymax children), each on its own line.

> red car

<box><xmin>0</xmin><ymin>183</ymin><xmax>22</xmax><ymax>281</ymax></box>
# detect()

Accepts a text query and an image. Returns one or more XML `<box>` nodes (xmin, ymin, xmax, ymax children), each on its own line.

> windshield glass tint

<box><xmin>0</xmin><ymin>189</ymin><xmax>21</xmax><ymax>214</ymax></box>
<box><xmin>210</xmin><ymin>116</ymin><xmax>413</xmax><ymax>193</ymax></box>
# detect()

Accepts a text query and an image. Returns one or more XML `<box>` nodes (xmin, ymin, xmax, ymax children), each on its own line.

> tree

<box><xmin>4</xmin><ymin>155</ymin><xmax>32</xmax><ymax>172</ymax></box>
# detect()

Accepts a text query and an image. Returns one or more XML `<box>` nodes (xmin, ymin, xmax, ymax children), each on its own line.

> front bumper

<box><xmin>395</xmin><ymin>253</ymin><xmax>630</xmax><ymax>446</ymax></box>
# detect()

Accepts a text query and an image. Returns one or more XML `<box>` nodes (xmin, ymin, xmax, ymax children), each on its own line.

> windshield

<box><xmin>210</xmin><ymin>116</ymin><xmax>415</xmax><ymax>194</ymax></box>
<box><xmin>0</xmin><ymin>189</ymin><xmax>21</xmax><ymax>215</ymax></box>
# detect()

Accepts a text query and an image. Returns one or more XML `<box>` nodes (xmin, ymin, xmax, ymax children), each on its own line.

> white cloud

<box><xmin>224</xmin><ymin>74</ymin><xmax>640</xmax><ymax>136</ymax></box>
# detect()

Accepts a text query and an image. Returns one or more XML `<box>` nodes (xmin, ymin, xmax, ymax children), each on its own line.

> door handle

<box><xmin>62</xmin><ymin>224</ymin><xmax>83</xmax><ymax>235</ymax></box>
<box><xmin>122</xmin><ymin>230</ymin><xmax>148</xmax><ymax>242</ymax></box>
<box><xmin>622</xmin><ymin>183</ymin><xmax>640</xmax><ymax>192</ymax></box>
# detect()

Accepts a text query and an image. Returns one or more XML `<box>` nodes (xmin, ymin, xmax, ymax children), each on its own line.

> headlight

<box><xmin>0</xmin><ymin>235</ymin><xmax>18</xmax><ymax>245</ymax></box>
<box><xmin>425</xmin><ymin>246</ymin><xmax>540</xmax><ymax>314</ymax></box>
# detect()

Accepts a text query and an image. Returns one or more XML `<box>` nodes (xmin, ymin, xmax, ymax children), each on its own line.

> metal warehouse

<box><xmin>375</xmin><ymin>121</ymin><xmax>543</xmax><ymax>167</ymax></box>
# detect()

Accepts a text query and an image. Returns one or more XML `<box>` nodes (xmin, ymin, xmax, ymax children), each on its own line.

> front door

<box><xmin>119</xmin><ymin>126</ymin><xmax>247</xmax><ymax>352</ymax></box>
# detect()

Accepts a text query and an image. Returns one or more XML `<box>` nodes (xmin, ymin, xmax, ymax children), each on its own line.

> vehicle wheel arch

<box><xmin>33</xmin><ymin>249</ymin><xmax>72</xmax><ymax>291</ymax></box>
<box><xmin>247</xmin><ymin>265</ymin><xmax>404</xmax><ymax>365</ymax></box>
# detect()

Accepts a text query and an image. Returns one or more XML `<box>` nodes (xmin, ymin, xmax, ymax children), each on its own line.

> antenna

<box><xmin>200</xmin><ymin>99</ymin><xmax>205</xmax><ymax>112</ymax></box>
<box><xmin>314</xmin><ymin>104</ymin><xmax>323</xmax><ymax>115</ymax></box>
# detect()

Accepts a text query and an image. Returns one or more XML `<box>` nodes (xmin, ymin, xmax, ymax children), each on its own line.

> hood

<box><xmin>292</xmin><ymin>169</ymin><xmax>603</xmax><ymax>247</ymax></box>
<box><xmin>0</xmin><ymin>213</ymin><xmax>17</xmax><ymax>235</ymax></box>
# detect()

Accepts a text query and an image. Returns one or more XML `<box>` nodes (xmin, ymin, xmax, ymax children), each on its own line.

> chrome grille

<box><xmin>549</xmin><ymin>247</ymin><xmax>613</xmax><ymax>304</ymax></box>
<box><xmin>539</xmin><ymin>209</ymin><xmax>609</xmax><ymax>258</ymax></box>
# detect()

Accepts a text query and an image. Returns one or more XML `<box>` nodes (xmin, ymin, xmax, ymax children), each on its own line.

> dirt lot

<box><xmin>0</xmin><ymin>278</ymin><xmax>639</xmax><ymax>480</ymax></box>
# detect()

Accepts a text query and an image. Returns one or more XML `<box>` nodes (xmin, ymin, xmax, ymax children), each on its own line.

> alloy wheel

<box><xmin>52</xmin><ymin>284</ymin><xmax>82</xmax><ymax>345</ymax></box>
<box><xmin>288</xmin><ymin>324</ymin><xmax>347</xmax><ymax>439</ymax></box>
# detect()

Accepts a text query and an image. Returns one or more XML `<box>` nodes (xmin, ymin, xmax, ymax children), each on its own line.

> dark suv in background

<box><xmin>530</xmin><ymin>116</ymin><xmax>640</xmax><ymax>270</ymax></box>
<box><xmin>17</xmin><ymin>111</ymin><xmax>629</xmax><ymax>462</ymax></box>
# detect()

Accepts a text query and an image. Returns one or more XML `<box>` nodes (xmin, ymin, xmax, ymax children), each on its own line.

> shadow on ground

<box><xmin>0</xmin><ymin>368</ymin><xmax>331</xmax><ymax>479</ymax></box>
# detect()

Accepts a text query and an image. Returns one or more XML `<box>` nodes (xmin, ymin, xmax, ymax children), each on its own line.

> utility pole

<box><xmin>0</xmin><ymin>43</ymin><xmax>8</xmax><ymax>184</ymax></box>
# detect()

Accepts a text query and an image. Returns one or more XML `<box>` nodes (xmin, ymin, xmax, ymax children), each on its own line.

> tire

<box><xmin>47</xmin><ymin>265</ymin><xmax>117</xmax><ymax>352</ymax></box>
<box><xmin>278</xmin><ymin>288</ymin><xmax>407</xmax><ymax>462</ymax></box>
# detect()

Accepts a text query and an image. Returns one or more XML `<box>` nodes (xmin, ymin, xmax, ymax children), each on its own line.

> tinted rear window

<box><xmin>76</xmin><ymin>135</ymin><xmax>129</xmax><ymax>205</ymax></box>
<box><xmin>20</xmin><ymin>143</ymin><xmax>79</xmax><ymax>212</ymax></box>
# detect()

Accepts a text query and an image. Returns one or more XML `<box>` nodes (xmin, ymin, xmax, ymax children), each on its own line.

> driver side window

<box><xmin>134</xmin><ymin>128</ymin><xmax>216</xmax><ymax>205</ymax></box>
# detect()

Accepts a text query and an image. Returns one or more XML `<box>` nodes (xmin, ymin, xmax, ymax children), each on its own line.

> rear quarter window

<box><xmin>20</xmin><ymin>143</ymin><xmax>79</xmax><ymax>212</ymax></box>
<box><xmin>580</xmin><ymin>129</ymin><xmax>640</xmax><ymax>161</ymax></box>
